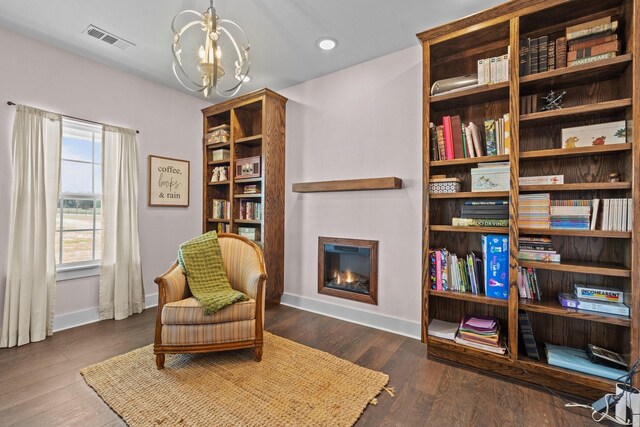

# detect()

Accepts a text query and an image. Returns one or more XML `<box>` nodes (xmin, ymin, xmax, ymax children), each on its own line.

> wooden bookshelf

<box><xmin>419</xmin><ymin>0</ymin><xmax>638</xmax><ymax>400</ymax></box>
<box><xmin>202</xmin><ymin>88</ymin><xmax>287</xmax><ymax>303</ymax></box>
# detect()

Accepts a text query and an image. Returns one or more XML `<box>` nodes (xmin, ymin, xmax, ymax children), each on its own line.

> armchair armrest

<box><xmin>154</xmin><ymin>262</ymin><xmax>190</xmax><ymax>306</ymax></box>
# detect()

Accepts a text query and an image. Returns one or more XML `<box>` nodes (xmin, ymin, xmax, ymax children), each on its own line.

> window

<box><xmin>55</xmin><ymin>119</ymin><xmax>102</xmax><ymax>270</ymax></box>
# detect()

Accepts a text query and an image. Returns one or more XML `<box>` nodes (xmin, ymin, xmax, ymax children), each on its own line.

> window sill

<box><xmin>56</xmin><ymin>264</ymin><xmax>101</xmax><ymax>282</ymax></box>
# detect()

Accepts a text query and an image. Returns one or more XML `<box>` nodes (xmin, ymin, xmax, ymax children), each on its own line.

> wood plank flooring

<box><xmin>0</xmin><ymin>305</ymin><xmax>603</xmax><ymax>426</ymax></box>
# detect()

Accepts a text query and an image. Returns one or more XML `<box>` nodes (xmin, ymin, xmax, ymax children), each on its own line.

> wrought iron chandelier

<box><xmin>171</xmin><ymin>0</ymin><xmax>250</xmax><ymax>98</ymax></box>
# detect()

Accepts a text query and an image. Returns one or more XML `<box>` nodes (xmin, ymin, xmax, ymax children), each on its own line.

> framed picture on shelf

<box><xmin>236</xmin><ymin>156</ymin><xmax>261</xmax><ymax>179</ymax></box>
<box><xmin>148</xmin><ymin>155</ymin><xmax>190</xmax><ymax>207</ymax></box>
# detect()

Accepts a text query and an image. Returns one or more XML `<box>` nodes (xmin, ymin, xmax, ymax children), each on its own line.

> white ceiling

<box><xmin>0</xmin><ymin>0</ymin><xmax>504</xmax><ymax>101</ymax></box>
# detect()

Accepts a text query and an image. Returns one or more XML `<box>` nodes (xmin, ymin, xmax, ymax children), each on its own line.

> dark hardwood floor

<box><xmin>0</xmin><ymin>305</ymin><xmax>602</xmax><ymax>426</ymax></box>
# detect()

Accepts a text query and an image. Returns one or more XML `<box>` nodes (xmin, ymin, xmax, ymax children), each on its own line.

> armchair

<box><xmin>153</xmin><ymin>233</ymin><xmax>267</xmax><ymax>369</ymax></box>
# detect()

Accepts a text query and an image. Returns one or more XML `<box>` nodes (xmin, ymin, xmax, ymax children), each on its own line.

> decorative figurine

<box><xmin>219</xmin><ymin>168</ymin><xmax>227</xmax><ymax>181</ymax></box>
<box><xmin>609</xmin><ymin>172</ymin><xmax>621</xmax><ymax>182</ymax></box>
<box><xmin>211</xmin><ymin>167</ymin><xmax>220</xmax><ymax>182</ymax></box>
<box><xmin>540</xmin><ymin>90</ymin><xmax>567</xmax><ymax>111</ymax></box>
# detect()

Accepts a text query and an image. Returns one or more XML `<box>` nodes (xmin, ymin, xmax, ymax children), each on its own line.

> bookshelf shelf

<box><xmin>206</xmin><ymin>142</ymin><xmax>231</xmax><ymax>149</ymax></box>
<box><xmin>207</xmin><ymin>218</ymin><xmax>230</xmax><ymax>223</ymax></box>
<box><xmin>420</xmin><ymin>0</ymin><xmax>638</xmax><ymax>400</ymax></box>
<box><xmin>429</xmin><ymin>225</ymin><xmax>509</xmax><ymax>234</ymax></box>
<box><xmin>519</xmin><ymin>54</ymin><xmax>632</xmax><ymax>93</ymax></box>
<box><xmin>430</xmin><ymin>289</ymin><xmax>509</xmax><ymax>307</ymax></box>
<box><xmin>207</xmin><ymin>159</ymin><xmax>231</xmax><ymax>165</ymax></box>
<box><xmin>518</xmin><ymin>259</ymin><xmax>631</xmax><ymax>277</ymax></box>
<box><xmin>519</xmin><ymin>182</ymin><xmax>632</xmax><ymax>192</ymax></box>
<box><xmin>429</xmin><ymin>81</ymin><xmax>509</xmax><ymax>109</ymax></box>
<box><xmin>235</xmin><ymin>134</ymin><xmax>263</xmax><ymax>145</ymax></box>
<box><xmin>430</xmin><ymin>191</ymin><xmax>509</xmax><ymax>199</ymax></box>
<box><xmin>235</xmin><ymin>219</ymin><xmax>262</xmax><ymax>225</ymax></box>
<box><xmin>519</xmin><ymin>297</ymin><xmax>631</xmax><ymax>327</ymax></box>
<box><xmin>235</xmin><ymin>177</ymin><xmax>263</xmax><ymax>184</ymax></box>
<box><xmin>234</xmin><ymin>193</ymin><xmax>262</xmax><ymax>198</ymax></box>
<box><xmin>430</xmin><ymin>154</ymin><xmax>509</xmax><ymax>167</ymax></box>
<box><xmin>520</xmin><ymin>144</ymin><xmax>632</xmax><ymax>160</ymax></box>
<box><xmin>519</xmin><ymin>228</ymin><xmax>632</xmax><ymax>239</ymax></box>
<box><xmin>520</xmin><ymin>99</ymin><xmax>632</xmax><ymax>126</ymax></box>
<box><xmin>208</xmin><ymin>181</ymin><xmax>231</xmax><ymax>186</ymax></box>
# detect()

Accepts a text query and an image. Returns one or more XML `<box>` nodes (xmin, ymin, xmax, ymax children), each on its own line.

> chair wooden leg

<box><xmin>156</xmin><ymin>353</ymin><xmax>165</xmax><ymax>369</ymax></box>
<box><xmin>254</xmin><ymin>345</ymin><xmax>263</xmax><ymax>362</ymax></box>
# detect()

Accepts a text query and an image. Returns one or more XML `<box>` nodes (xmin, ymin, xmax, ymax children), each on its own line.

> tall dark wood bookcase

<box><xmin>202</xmin><ymin>88</ymin><xmax>287</xmax><ymax>303</ymax></box>
<box><xmin>418</xmin><ymin>0</ymin><xmax>639</xmax><ymax>399</ymax></box>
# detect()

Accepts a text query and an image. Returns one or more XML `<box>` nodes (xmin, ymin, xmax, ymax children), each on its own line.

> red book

<box><xmin>568</xmin><ymin>34</ymin><xmax>618</xmax><ymax>51</ymax></box>
<box><xmin>442</xmin><ymin>116</ymin><xmax>455</xmax><ymax>160</ymax></box>
<box><xmin>450</xmin><ymin>115</ymin><xmax>464</xmax><ymax>159</ymax></box>
<box><xmin>567</xmin><ymin>41</ymin><xmax>620</xmax><ymax>61</ymax></box>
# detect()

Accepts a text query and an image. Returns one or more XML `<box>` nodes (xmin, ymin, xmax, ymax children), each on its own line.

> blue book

<box><xmin>545</xmin><ymin>343</ymin><xmax>628</xmax><ymax>380</ymax></box>
<box><xmin>482</xmin><ymin>234</ymin><xmax>509</xmax><ymax>299</ymax></box>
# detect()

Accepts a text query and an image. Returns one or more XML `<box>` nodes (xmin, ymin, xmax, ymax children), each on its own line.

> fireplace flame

<box><xmin>334</xmin><ymin>271</ymin><xmax>342</xmax><ymax>285</ymax></box>
<box><xmin>345</xmin><ymin>270</ymin><xmax>354</xmax><ymax>283</ymax></box>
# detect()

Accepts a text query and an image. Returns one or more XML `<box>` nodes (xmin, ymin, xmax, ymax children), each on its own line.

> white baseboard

<box><xmin>53</xmin><ymin>292</ymin><xmax>159</xmax><ymax>332</ymax></box>
<box><xmin>280</xmin><ymin>293</ymin><xmax>421</xmax><ymax>339</ymax></box>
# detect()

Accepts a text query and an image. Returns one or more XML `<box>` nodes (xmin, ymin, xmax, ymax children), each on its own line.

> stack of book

<box><xmin>517</xmin><ymin>266</ymin><xmax>542</xmax><ymax>300</ymax></box>
<box><xmin>566</xmin><ymin>17</ymin><xmax>620</xmax><ymax>67</ymax></box>
<box><xmin>238</xmin><ymin>226</ymin><xmax>260</xmax><ymax>241</ymax></box>
<box><xmin>454</xmin><ymin>315</ymin><xmax>506</xmax><ymax>355</ymax></box>
<box><xmin>593</xmin><ymin>198</ymin><xmax>633</xmax><ymax>231</ymax></box>
<box><xmin>427</xmin><ymin>319</ymin><xmax>459</xmax><ymax>341</ymax></box>
<box><xmin>239</xmin><ymin>201</ymin><xmax>262</xmax><ymax>221</ymax></box>
<box><xmin>550</xmin><ymin>200</ymin><xmax>591</xmax><ymax>230</ymax></box>
<box><xmin>518</xmin><ymin>236</ymin><xmax>560</xmax><ymax>262</ymax></box>
<box><xmin>471</xmin><ymin>162</ymin><xmax>510</xmax><ymax>192</ymax></box>
<box><xmin>477</xmin><ymin>51</ymin><xmax>510</xmax><ymax>85</ymax></box>
<box><xmin>519</xmin><ymin>175</ymin><xmax>564</xmax><ymax>186</ymax></box>
<box><xmin>215</xmin><ymin>223</ymin><xmax>230</xmax><ymax>233</ymax></box>
<box><xmin>212</xmin><ymin>199</ymin><xmax>230</xmax><ymax>219</ymax></box>
<box><xmin>558</xmin><ymin>285</ymin><xmax>629</xmax><ymax>317</ymax></box>
<box><xmin>428</xmin><ymin>248</ymin><xmax>484</xmax><ymax>294</ymax></box>
<box><xmin>518</xmin><ymin>193</ymin><xmax>550</xmax><ymax>228</ymax></box>
<box><xmin>546</xmin><ymin>343</ymin><xmax>627</xmax><ymax>380</ymax></box>
<box><xmin>206</xmin><ymin>124</ymin><xmax>231</xmax><ymax>145</ymax></box>
<box><xmin>452</xmin><ymin>200</ymin><xmax>509</xmax><ymax>228</ymax></box>
<box><xmin>429</xmin><ymin>114</ymin><xmax>510</xmax><ymax>161</ymax></box>
<box><xmin>243</xmin><ymin>184</ymin><xmax>259</xmax><ymax>194</ymax></box>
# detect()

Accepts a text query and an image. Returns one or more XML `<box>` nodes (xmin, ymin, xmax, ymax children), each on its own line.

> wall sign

<box><xmin>148</xmin><ymin>155</ymin><xmax>190</xmax><ymax>207</ymax></box>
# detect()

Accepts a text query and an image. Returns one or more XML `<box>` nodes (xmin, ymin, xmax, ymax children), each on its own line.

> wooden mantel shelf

<box><xmin>292</xmin><ymin>177</ymin><xmax>403</xmax><ymax>193</ymax></box>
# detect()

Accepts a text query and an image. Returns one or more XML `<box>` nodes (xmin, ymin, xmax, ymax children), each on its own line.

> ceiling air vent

<box><xmin>82</xmin><ymin>25</ymin><xmax>135</xmax><ymax>50</ymax></box>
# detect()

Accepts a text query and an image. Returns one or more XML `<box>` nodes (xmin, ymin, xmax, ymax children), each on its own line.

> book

<box><xmin>454</xmin><ymin>334</ymin><xmax>506</xmax><ymax>354</ymax></box>
<box><xmin>518</xmin><ymin>251</ymin><xmax>560</xmax><ymax>262</ymax></box>
<box><xmin>519</xmin><ymin>175</ymin><xmax>564</xmax><ymax>185</ymax></box>
<box><xmin>530</xmin><ymin>37</ymin><xmax>539</xmax><ymax>74</ymax></box>
<box><xmin>503</xmin><ymin>113</ymin><xmax>510</xmax><ymax>154</ymax></box>
<box><xmin>451</xmin><ymin>115</ymin><xmax>464</xmax><ymax>159</ymax></box>
<box><xmin>568</xmin><ymin>33</ymin><xmax>618</xmax><ymax>50</ymax></box>
<box><xmin>429</xmin><ymin>123</ymin><xmax>439</xmax><ymax>161</ymax></box>
<box><xmin>547</xmin><ymin>39</ymin><xmax>555</xmax><ymax>71</ymax></box>
<box><xmin>586</xmin><ymin>344</ymin><xmax>628</xmax><ymax>370</ymax></box>
<box><xmin>574</xmin><ymin>285</ymin><xmax>623</xmax><ymax>303</ymax></box>
<box><xmin>477</xmin><ymin>59</ymin><xmax>485</xmax><ymax>85</ymax></box>
<box><xmin>566</xmin><ymin>16</ymin><xmax>612</xmax><ymax>35</ymax></box>
<box><xmin>545</xmin><ymin>343</ymin><xmax>628</xmax><ymax>380</ymax></box>
<box><xmin>590</xmin><ymin>199</ymin><xmax>600</xmax><ymax>230</ymax></box>
<box><xmin>452</xmin><ymin>218</ymin><xmax>509</xmax><ymax>227</ymax></box>
<box><xmin>558</xmin><ymin>293</ymin><xmax>630</xmax><ymax>317</ymax></box>
<box><xmin>519</xmin><ymin>38</ymin><xmax>526</xmax><ymax>76</ymax></box>
<box><xmin>436</xmin><ymin>125</ymin><xmax>446</xmax><ymax>160</ymax></box>
<box><xmin>518</xmin><ymin>311</ymin><xmax>540</xmax><ymax>360</ymax></box>
<box><xmin>484</xmin><ymin>119</ymin><xmax>497</xmax><ymax>156</ymax></box>
<box><xmin>555</xmin><ymin>36</ymin><xmax>567</xmax><ymax>68</ymax></box>
<box><xmin>464</xmin><ymin>124</ymin><xmax>475</xmax><ymax>157</ymax></box>
<box><xmin>523</xmin><ymin>38</ymin><xmax>531</xmax><ymax>75</ymax></box>
<box><xmin>443</xmin><ymin>116</ymin><xmax>454</xmax><ymax>159</ymax></box>
<box><xmin>483</xmin><ymin>234</ymin><xmax>509</xmax><ymax>300</ymax></box>
<box><xmin>468</xmin><ymin>122</ymin><xmax>484</xmax><ymax>157</ymax></box>
<box><xmin>562</xmin><ymin>120</ymin><xmax>627</xmax><ymax>148</ymax></box>
<box><xmin>428</xmin><ymin>319</ymin><xmax>459</xmax><ymax>341</ymax></box>
<box><xmin>568</xmin><ymin>51</ymin><xmax>617</xmax><ymax>66</ymax></box>
<box><xmin>464</xmin><ymin>200</ymin><xmax>508</xmax><ymax>206</ymax></box>
<box><xmin>538</xmin><ymin>36</ymin><xmax>548</xmax><ymax>73</ymax></box>
<box><xmin>566</xmin><ymin>20</ymin><xmax>618</xmax><ymax>41</ymax></box>
<box><xmin>566</xmin><ymin>40</ymin><xmax>620</xmax><ymax>61</ymax></box>
<box><xmin>490</xmin><ymin>57</ymin><xmax>497</xmax><ymax>84</ymax></box>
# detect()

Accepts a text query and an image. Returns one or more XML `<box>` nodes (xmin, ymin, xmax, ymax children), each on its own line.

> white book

<box><xmin>496</xmin><ymin>56</ymin><xmax>503</xmax><ymax>82</ymax></box>
<box><xmin>502</xmin><ymin>54</ymin><xmax>509</xmax><ymax>82</ymax></box>
<box><xmin>590</xmin><ymin>199</ymin><xmax>600</xmax><ymax>230</ymax></box>
<box><xmin>428</xmin><ymin>319</ymin><xmax>459</xmax><ymax>341</ymax></box>
<box><xmin>613</xmin><ymin>199</ymin><xmax>619</xmax><ymax>231</ymax></box>
<box><xmin>628</xmin><ymin>198</ymin><xmax>633</xmax><ymax>232</ymax></box>
<box><xmin>484</xmin><ymin>60</ymin><xmax>491</xmax><ymax>85</ymax></box>
<box><xmin>464</xmin><ymin>124</ymin><xmax>476</xmax><ymax>157</ymax></box>
<box><xmin>478</xmin><ymin>59</ymin><xmax>485</xmax><ymax>85</ymax></box>
<box><xmin>490</xmin><ymin>57</ymin><xmax>497</xmax><ymax>84</ymax></box>
<box><xmin>519</xmin><ymin>175</ymin><xmax>564</xmax><ymax>185</ymax></box>
<box><xmin>622</xmin><ymin>199</ymin><xmax>628</xmax><ymax>232</ymax></box>
<box><xmin>602</xmin><ymin>199</ymin><xmax>610</xmax><ymax>231</ymax></box>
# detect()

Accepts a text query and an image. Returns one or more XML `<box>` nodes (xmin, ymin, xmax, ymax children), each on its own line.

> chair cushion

<box><xmin>161</xmin><ymin>320</ymin><xmax>255</xmax><ymax>345</ymax></box>
<box><xmin>162</xmin><ymin>297</ymin><xmax>255</xmax><ymax>325</ymax></box>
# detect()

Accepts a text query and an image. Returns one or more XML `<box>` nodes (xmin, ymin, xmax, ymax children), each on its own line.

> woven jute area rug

<box><xmin>81</xmin><ymin>332</ymin><xmax>389</xmax><ymax>426</ymax></box>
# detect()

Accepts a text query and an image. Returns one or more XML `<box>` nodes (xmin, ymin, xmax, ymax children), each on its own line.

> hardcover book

<box><xmin>483</xmin><ymin>234</ymin><xmax>509</xmax><ymax>300</ymax></box>
<box><xmin>568</xmin><ymin>52</ymin><xmax>617</xmax><ymax>66</ymax></box>
<box><xmin>483</xmin><ymin>119</ymin><xmax>497</xmax><ymax>156</ymax></box>
<box><xmin>545</xmin><ymin>343</ymin><xmax>628</xmax><ymax>380</ymax></box>
<box><xmin>561</xmin><ymin>120</ymin><xmax>627</xmax><ymax>148</ymax></box>
<box><xmin>558</xmin><ymin>293</ymin><xmax>630</xmax><ymax>317</ymax></box>
<box><xmin>518</xmin><ymin>311</ymin><xmax>540</xmax><ymax>360</ymax></box>
<box><xmin>573</xmin><ymin>285</ymin><xmax>624</xmax><ymax>303</ymax></box>
<box><xmin>556</xmin><ymin>37</ymin><xmax>567</xmax><ymax>68</ymax></box>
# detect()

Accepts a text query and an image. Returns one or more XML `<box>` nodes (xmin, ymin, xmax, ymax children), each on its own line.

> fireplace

<box><xmin>318</xmin><ymin>237</ymin><xmax>378</xmax><ymax>305</ymax></box>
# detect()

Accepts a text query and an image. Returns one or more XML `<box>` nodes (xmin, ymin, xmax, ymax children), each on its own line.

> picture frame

<box><xmin>148</xmin><ymin>155</ymin><xmax>190</xmax><ymax>207</ymax></box>
<box><xmin>235</xmin><ymin>156</ymin><xmax>261</xmax><ymax>179</ymax></box>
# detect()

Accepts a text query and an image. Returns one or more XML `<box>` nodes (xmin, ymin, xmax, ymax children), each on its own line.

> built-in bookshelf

<box><xmin>418</xmin><ymin>0</ymin><xmax>638</xmax><ymax>399</ymax></box>
<box><xmin>202</xmin><ymin>88</ymin><xmax>287</xmax><ymax>303</ymax></box>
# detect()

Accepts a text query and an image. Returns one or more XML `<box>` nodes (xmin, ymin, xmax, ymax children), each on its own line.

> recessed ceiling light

<box><xmin>235</xmin><ymin>74</ymin><xmax>251</xmax><ymax>83</ymax></box>
<box><xmin>317</xmin><ymin>38</ymin><xmax>338</xmax><ymax>51</ymax></box>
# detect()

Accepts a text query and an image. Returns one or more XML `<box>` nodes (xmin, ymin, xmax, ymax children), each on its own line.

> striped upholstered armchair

<box><xmin>153</xmin><ymin>233</ymin><xmax>267</xmax><ymax>369</ymax></box>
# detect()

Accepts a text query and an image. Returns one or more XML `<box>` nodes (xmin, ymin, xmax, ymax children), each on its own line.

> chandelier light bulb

<box><xmin>171</xmin><ymin>0</ymin><xmax>251</xmax><ymax>98</ymax></box>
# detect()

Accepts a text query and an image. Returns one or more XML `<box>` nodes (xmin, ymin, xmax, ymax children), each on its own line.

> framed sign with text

<box><xmin>148</xmin><ymin>155</ymin><xmax>190</xmax><ymax>207</ymax></box>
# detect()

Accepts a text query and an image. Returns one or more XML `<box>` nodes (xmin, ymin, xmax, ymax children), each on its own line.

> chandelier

<box><xmin>171</xmin><ymin>0</ymin><xmax>250</xmax><ymax>98</ymax></box>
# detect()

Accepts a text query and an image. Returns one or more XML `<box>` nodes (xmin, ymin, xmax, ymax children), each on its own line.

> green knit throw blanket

<box><xmin>178</xmin><ymin>231</ymin><xmax>248</xmax><ymax>315</ymax></box>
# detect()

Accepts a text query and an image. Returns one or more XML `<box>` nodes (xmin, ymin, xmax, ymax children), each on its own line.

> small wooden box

<box><xmin>429</xmin><ymin>177</ymin><xmax>462</xmax><ymax>193</ymax></box>
<box><xmin>211</xmin><ymin>149</ymin><xmax>230</xmax><ymax>161</ymax></box>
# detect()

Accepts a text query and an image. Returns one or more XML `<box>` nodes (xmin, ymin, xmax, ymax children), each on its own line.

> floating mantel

<box><xmin>292</xmin><ymin>177</ymin><xmax>403</xmax><ymax>193</ymax></box>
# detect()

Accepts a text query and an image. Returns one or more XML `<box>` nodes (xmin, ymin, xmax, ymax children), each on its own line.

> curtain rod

<box><xmin>7</xmin><ymin>101</ymin><xmax>140</xmax><ymax>134</ymax></box>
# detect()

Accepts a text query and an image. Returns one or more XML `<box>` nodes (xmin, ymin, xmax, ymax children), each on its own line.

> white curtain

<box><xmin>1</xmin><ymin>106</ymin><xmax>62</xmax><ymax>347</ymax></box>
<box><xmin>99</xmin><ymin>125</ymin><xmax>144</xmax><ymax>320</ymax></box>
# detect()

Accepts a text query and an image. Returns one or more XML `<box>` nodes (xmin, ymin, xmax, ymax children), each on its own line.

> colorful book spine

<box><xmin>483</xmin><ymin>234</ymin><xmax>509</xmax><ymax>300</ymax></box>
<box><xmin>517</xmin><ymin>251</ymin><xmax>561</xmax><ymax>262</ymax></box>
<box><xmin>443</xmin><ymin>116</ymin><xmax>454</xmax><ymax>160</ymax></box>
<box><xmin>436</xmin><ymin>125</ymin><xmax>446</xmax><ymax>160</ymax></box>
<box><xmin>429</xmin><ymin>250</ymin><xmax>437</xmax><ymax>290</ymax></box>
<box><xmin>503</xmin><ymin>113</ymin><xmax>511</xmax><ymax>154</ymax></box>
<box><xmin>452</xmin><ymin>218</ymin><xmax>509</xmax><ymax>227</ymax></box>
<box><xmin>573</xmin><ymin>285</ymin><xmax>623</xmax><ymax>303</ymax></box>
<box><xmin>484</xmin><ymin>119</ymin><xmax>497</xmax><ymax>156</ymax></box>
<box><xmin>435</xmin><ymin>250</ymin><xmax>443</xmax><ymax>290</ymax></box>
<box><xmin>558</xmin><ymin>293</ymin><xmax>629</xmax><ymax>316</ymax></box>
